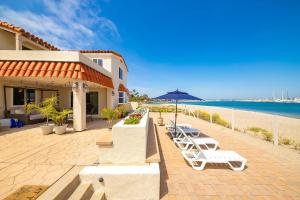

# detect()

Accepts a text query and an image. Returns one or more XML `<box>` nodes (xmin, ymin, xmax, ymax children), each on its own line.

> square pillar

<box><xmin>72</xmin><ymin>82</ymin><xmax>86</xmax><ymax>131</ymax></box>
<box><xmin>15</xmin><ymin>33</ymin><xmax>22</xmax><ymax>50</ymax></box>
<box><xmin>106</xmin><ymin>88</ymin><xmax>113</xmax><ymax>109</ymax></box>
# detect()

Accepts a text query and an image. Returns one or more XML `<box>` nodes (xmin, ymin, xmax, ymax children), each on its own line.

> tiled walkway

<box><xmin>1</xmin><ymin>114</ymin><xmax>300</xmax><ymax>199</ymax></box>
<box><xmin>0</xmin><ymin>120</ymin><xmax>107</xmax><ymax>199</ymax></box>
<box><xmin>154</xmin><ymin>112</ymin><xmax>300</xmax><ymax>200</ymax></box>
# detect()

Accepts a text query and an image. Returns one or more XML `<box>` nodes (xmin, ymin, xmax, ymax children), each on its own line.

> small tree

<box><xmin>25</xmin><ymin>96</ymin><xmax>57</xmax><ymax>125</ymax></box>
<box><xmin>51</xmin><ymin>109</ymin><xmax>72</xmax><ymax>126</ymax></box>
<box><xmin>101</xmin><ymin>108</ymin><xmax>119</xmax><ymax>129</ymax></box>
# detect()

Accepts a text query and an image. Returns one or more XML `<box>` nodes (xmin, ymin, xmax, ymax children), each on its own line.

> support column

<box><xmin>72</xmin><ymin>82</ymin><xmax>86</xmax><ymax>131</ymax></box>
<box><xmin>0</xmin><ymin>82</ymin><xmax>5</xmax><ymax>118</ymax></box>
<box><xmin>106</xmin><ymin>88</ymin><xmax>113</xmax><ymax>109</ymax></box>
<box><xmin>15</xmin><ymin>33</ymin><xmax>22</xmax><ymax>50</ymax></box>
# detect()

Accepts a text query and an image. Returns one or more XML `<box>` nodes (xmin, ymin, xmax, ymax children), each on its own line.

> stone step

<box><xmin>68</xmin><ymin>182</ymin><xmax>93</xmax><ymax>200</ymax></box>
<box><xmin>90</xmin><ymin>191</ymin><xmax>105</xmax><ymax>200</ymax></box>
<box><xmin>37</xmin><ymin>166</ymin><xmax>82</xmax><ymax>200</ymax></box>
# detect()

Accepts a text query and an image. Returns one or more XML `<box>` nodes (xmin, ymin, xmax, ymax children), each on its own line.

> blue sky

<box><xmin>1</xmin><ymin>0</ymin><xmax>300</xmax><ymax>99</ymax></box>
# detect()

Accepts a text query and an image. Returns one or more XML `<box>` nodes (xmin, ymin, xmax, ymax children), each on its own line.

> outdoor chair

<box><xmin>166</xmin><ymin>120</ymin><xmax>200</xmax><ymax>138</ymax></box>
<box><xmin>174</xmin><ymin>127</ymin><xmax>218</xmax><ymax>150</ymax></box>
<box><xmin>181</xmin><ymin>136</ymin><xmax>247</xmax><ymax>171</ymax></box>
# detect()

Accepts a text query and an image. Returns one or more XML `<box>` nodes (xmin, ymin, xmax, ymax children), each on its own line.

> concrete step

<box><xmin>37</xmin><ymin>166</ymin><xmax>83</xmax><ymax>200</ymax></box>
<box><xmin>90</xmin><ymin>191</ymin><xmax>105</xmax><ymax>200</ymax></box>
<box><xmin>68</xmin><ymin>182</ymin><xmax>93</xmax><ymax>200</ymax></box>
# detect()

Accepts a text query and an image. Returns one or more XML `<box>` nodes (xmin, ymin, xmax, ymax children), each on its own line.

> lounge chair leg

<box><xmin>228</xmin><ymin>161</ymin><xmax>246</xmax><ymax>171</ymax></box>
<box><xmin>192</xmin><ymin>160</ymin><xmax>206</xmax><ymax>171</ymax></box>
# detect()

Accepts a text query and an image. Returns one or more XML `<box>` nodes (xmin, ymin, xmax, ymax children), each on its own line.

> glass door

<box><xmin>86</xmin><ymin>92</ymin><xmax>98</xmax><ymax>115</ymax></box>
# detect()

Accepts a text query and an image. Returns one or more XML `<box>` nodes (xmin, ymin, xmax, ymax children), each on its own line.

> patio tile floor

<box><xmin>153</xmin><ymin>112</ymin><xmax>300</xmax><ymax>200</ymax></box>
<box><xmin>0</xmin><ymin>120</ymin><xmax>108</xmax><ymax>199</ymax></box>
<box><xmin>0</xmin><ymin>113</ymin><xmax>300</xmax><ymax>199</ymax></box>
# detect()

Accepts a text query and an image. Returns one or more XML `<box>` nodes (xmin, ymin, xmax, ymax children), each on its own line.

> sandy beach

<box><xmin>146</xmin><ymin>103</ymin><xmax>300</xmax><ymax>144</ymax></box>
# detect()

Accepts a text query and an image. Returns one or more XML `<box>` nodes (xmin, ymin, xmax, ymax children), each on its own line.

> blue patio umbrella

<box><xmin>155</xmin><ymin>89</ymin><xmax>202</xmax><ymax>137</ymax></box>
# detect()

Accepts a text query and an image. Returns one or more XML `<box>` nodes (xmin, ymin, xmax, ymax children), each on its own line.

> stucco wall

<box><xmin>111</xmin><ymin>56</ymin><xmax>128</xmax><ymax>107</ymax></box>
<box><xmin>80</xmin><ymin>52</ymin><xmax>128</xmax><ymax>108</ymax></box>
<box><xmin>0</xmin><ymin>81</ymin><xmax>4</xmax><ymax>118</ymax></box>
<box><xmin>0</xmin><ymin>29</ymin><xmax>16</xmax><ymax>50</ymax></box>
<box><xmin>22</xmin><ymin>40</ymin><xmax>47</xmax><ymax>50</ymax></box>
<box><xmin>58</xmin><ymin>88</ymin><xmax>71</xmax><ymax>110</ymax></box>
<box><xmin>80</xmin><ymin>53</ymin><xmax>112</xmax><ymax>73</ymax></box>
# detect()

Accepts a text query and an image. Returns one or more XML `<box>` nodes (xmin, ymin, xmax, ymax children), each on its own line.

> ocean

<box><xmin>152</xmin><ymin>101</ymin><xmax>300</xmax><ymax>119</ymax></box>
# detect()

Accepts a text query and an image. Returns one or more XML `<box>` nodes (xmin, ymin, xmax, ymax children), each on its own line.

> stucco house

<box><xmin>0</xmin><ymin>20</ymin><xmax>129</xmax><ymax>131</ymax></box>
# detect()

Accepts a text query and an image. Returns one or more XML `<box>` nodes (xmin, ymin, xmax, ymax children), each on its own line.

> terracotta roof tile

<box><xmin>118</xmin><ymin>83</ymin><xmax>129</xmax><ymax>94</ymax></box>
<box><xmin>0</xmin><ymin>20</ymin><xmax>59</xmax><ymax>50</ymax></box>
<box><xmin>0</xmin><ymin>60</ymin><xmax>114</xmax><ymax>88</ymax></box>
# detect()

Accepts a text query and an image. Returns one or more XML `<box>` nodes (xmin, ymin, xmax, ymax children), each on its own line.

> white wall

<box><xmin>81</xmin><ymin>52</ymin><xmax>128</xmax><ymax>108</ymax></box>
<box><xmin>111</xmin><ymin>56</ymin><xmax>128</xmax><ymax>107</ymax></box>
<box><xmin>0</xmin><ymin>81</ymin><xmax>4</xmax><ymax>118</ymax></box>
<box><xmin>0</xmin><ymin>29</ymin><xmax>16</xmax><ymax>50</ymax></box>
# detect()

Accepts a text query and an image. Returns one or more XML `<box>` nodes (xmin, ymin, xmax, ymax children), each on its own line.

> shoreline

<box><xmin>145</xmin><ymin>103</ymin><xmax>300</xmax><ymax>143</ymax></box>
<box><xmin>149</xmin><ymin>101</ymin><xmax>300</xmax><ymax>119</ymax></box>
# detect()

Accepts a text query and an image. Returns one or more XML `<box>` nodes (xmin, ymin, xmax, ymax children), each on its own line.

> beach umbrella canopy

<box><xmin>155</xmin><ymin>89</ymin><xmax>202</xmax><ymax>137</ymax></box>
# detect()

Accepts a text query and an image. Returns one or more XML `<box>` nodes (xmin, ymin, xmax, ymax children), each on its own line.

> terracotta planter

<box><xmin>157</xmin><ymin>117</ymin><xmax>164</xmax><ymax>126</ymax></box>
<box><xmin>39</xmin><ymin>125</ymin><xmax>54</xmax><ymax>135</ymax></box>
<box><xmin>54</xmin><ymin>124</ymin><xmax>68</xmax><ymax>135</ymax></box>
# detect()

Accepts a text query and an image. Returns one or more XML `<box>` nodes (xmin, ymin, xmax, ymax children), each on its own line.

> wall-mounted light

<box><xmin>112</xmin><ymin>91</ymin><xmax>115</xmax><ymax>96</ymax></box>
<box><xmin>83</xmin><ymin>83</ymin><xmax>89</xmax><ymax>92</ymax></box>
<box><xmin>72</xmin><ymin>82</ymin><xmax>79</xmax><ymax>92</ymax></box>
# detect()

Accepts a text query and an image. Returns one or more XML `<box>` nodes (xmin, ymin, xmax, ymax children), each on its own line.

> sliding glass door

<box><xmin>86</xmin><ymin>92</ymin><xmax>99</xmax><ymax>115</ymax></box>
<box><xmin>70</xmin><ymin>92</ymin><xmax>99</xmax><ymax>115</ymax></box>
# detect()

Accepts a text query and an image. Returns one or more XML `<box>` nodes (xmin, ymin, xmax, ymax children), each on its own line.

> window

<box><xmin>119</xmin><ymin>67</ymin><xmax>123</xmax><ymax>80</ymax></box>
<box><xmin>26</xmin><ymin>89</ymin><xmax>35</xmax><ymax>103</ymax></box>
<box><xmin>92</xmin><ymin>58</ymin><xmax>103</xmax><ymax>67</ymax></box>
<box><xmin>118</xmin><ymin>92</ymin><xmax>125</xmax><ymax>104</ymax></box>
<box><xmin>13</xmin><ymin>88</ymin><xmax>25</xmax><ymax>105</ymax></box>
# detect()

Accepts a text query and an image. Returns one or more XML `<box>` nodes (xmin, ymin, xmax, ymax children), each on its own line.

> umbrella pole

<box><xmin>174</xmin><ymin>99</ymin><xmax>178</xmax><ymax>137</ymax></box>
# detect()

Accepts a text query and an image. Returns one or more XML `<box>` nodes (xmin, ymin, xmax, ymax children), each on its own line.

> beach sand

<box><xmin>146</xmin><ymin>103</ymin><xmax>300</xmax><ymax>144</ymax></box>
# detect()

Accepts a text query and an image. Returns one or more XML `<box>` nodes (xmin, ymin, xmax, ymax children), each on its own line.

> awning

<box><xmin>118</xmin><ymin>83</ymin><xmax>129</xmax><ymax>94</ymax></box>
<box><xmin>0</xmin><ymin>61</ymin><xmax>114</xmax><ymax>88</ymax></box>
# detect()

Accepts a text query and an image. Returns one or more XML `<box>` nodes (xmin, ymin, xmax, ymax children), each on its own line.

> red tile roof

<box><xmin>0</xmin><ymin>20</ymin><xmax>59</xmax><ymax>50</ymax></box>
<box><xmin>0</xmin><ymin>61</ymin><xmax>113</xmax><ymax>88</ymax></box>
<box><xmin>118</xmin><ymin>83</ymin><xmax>129</xmax><ymax>94</ymax></box>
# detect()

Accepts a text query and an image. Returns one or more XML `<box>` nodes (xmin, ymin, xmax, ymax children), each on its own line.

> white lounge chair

<box><xmin>174</xmin><ymin>127</ymin><xmax>218</xmax><ymax>150</ymax></box>
<box><xmin>165</xmin><ymin>120</ymin><xmax>191</xmax><ymax>130</ymax></box>
<box><xmin>182</xmin><ymin>137</ymin><xmax>247</xmax><ymax>171</ymax></box>
<box><xmin>166</xmin><ymin>120</ymin><xmax>200</xmax><ymax>138</ymax></box>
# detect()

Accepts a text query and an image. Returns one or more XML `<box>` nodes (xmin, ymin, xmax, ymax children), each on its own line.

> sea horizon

<box><xmin>149</xmin><ymin>100</ymin><xmax>300</xmax><ymax>119</ymax></box>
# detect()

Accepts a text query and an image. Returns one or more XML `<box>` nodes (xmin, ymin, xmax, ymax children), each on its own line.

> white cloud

<box><xmin>0</xmin><ymin>0</ymin><xmax>120</xmax><ymax>49</ymax></box>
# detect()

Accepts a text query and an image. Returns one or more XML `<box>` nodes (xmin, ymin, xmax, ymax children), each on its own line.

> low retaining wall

<box><xmin>79</xmin><ymin>163</ymin><xmax>160</xmax><ymax>200</ymax></box>
<box><xmin>98</xmin><ymin>109</ymin><xmax>149</xmax><ymax>164</ymax></box>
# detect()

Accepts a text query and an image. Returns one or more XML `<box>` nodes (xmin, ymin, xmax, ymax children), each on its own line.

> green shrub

<box><xmin>147</xmin><ymin>106</ymin><xmax>180</xmax><ymax>113</ymax></box>
<box><xmin>212</xmin><ymin>113</ymin><xmax>231</xmax><ymax>128</ymax></box>
<box><xmin>101</xmin><ymin>108</ymin><xmax>119</xmax><ymax>128</ymax></box>
<box><xmin>279</xmin><ymin>137</ymin><xmax>294</xmax><ymax>145</ymax></box>
<box><xmin>247</xmin><ymin>127</ymin><xmax>267</xmax><ymax>133</ymax></box>
<box><xmin>293</xmin><ymin>143</ymin><xmax>300</xmax><ymax>150</ymax></box>
<box><xmin>124</xmin><ymin>117</ymin><xmax>141</xmax><ymax>125</ymax></box>
<box><xmin>195</xmin><ymin>110</ymin><xmax>210</xmax><ymax>121</ymax></box>
<box><xmin>115</xmin><ymin>105</ymin><xmax>129</xmax><ymax>118</ymax></box>
<box><xmin>247</xmin><ymin>127</ymin><xmax>273</xmax><ymax>142</ymax></box>
<box><xmin>261</xmin><ymin>131</ymin><xmax>273</xmax><ymax>142</ymax></box>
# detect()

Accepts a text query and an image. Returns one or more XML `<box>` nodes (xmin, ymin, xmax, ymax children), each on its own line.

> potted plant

<box><xmin>115</xmin><ymin>105</ymin><xmax>129</xmax><ymax>118</ymax></box>
<box><xmin>25</xmin><ymin>96</ymin><xmax>57</xmax><ymax>135</ymax></box>
<box><xmin>101</xmin><ymin>108</ymin><xmax>118</xmax><ymax>129</ymax></box>
<box><xmin>157</xmin><ymin>107</ymin><xmax>165</xmax><ymax>126</ymax></box>
<box><xmin>51</xmin><ymin>109</ymin><xmax>72</xmax><ymax>134</ymax></box>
